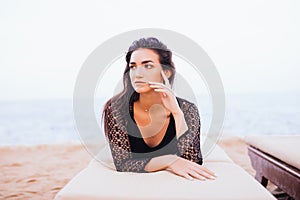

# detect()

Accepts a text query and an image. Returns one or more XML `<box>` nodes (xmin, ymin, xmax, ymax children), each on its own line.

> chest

<box><xmin>133</xmin><ymin>106</ymin><xmax>171</xmax><ymax>148</ymax></box>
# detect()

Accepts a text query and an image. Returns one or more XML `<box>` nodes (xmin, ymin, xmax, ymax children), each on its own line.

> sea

<box><xmin>0</xmin><ymin>92</ymin><xmax>299</xmax><ymax>146</ymax></box>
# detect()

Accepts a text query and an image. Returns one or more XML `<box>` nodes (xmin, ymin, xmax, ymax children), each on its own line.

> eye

<box><xmin>129</xmin><ymin>65</ymin><xmax>136</xmax><ymax>70</ymax></box>
<box><xmin>144</xmin><ymin>64</ymin><xmax>153</xmax><ymax>69</ymax></box>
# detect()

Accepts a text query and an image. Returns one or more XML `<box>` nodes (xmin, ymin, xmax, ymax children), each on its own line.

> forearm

<box><xmin>144</xmin><ymin>154</ymin><xmax>178</xmax><ymax>172</ymax></box>
<box><xmin>173</xmin><ymin>110</ymin><xmax>188</xmax><ymax>139</ymax></box>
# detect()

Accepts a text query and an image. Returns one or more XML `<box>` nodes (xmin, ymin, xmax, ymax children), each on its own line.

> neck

<box><xmin>138</xmin><ymin>91</ymin><xmax>162</xmax><ymax>108</ymax></box>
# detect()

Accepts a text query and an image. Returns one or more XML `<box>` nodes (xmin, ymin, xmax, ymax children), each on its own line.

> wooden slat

<box><xmin>248</xmin><ymin>145</ymin><xmax>300</xmax><ymax>200</ymax></box>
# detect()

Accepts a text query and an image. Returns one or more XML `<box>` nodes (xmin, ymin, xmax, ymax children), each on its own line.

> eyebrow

<box><xmin>129</xmin><ymin>60</ymin><xmax>154</xmax><ymax>65</ymax></box>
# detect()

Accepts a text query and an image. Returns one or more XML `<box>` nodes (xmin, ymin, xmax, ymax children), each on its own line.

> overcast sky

<box><xmin>0</xmin><ymin>0</ymin><xmax>299</xmax><ymax>100</ymax></box>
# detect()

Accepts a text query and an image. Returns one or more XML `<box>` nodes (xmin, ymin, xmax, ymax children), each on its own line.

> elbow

<box><xmin>197</xmin><ymin>158</ymin><xmax>203</xmax><ymax>165</ymax></box>
<box><xmin>115</xmin><ymin>164</ymin><xmax>129</xmax><ymax>172</ymax></box>
<box><xmin>115</xmin><ymin>166</ymin><xmax>124</xmax><ymax>172</ymax></box>
<box><xmin>113</xmin><ymin>160</ymin><xmax>126</xmax><ymax>172</ymax></box>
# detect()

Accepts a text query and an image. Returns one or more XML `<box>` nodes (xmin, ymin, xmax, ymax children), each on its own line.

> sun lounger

<box><xmin>54</xmin><ymin>140</ymin><xmax>276</xmax><ymax>200</ymax></box>
<box><xmin>245</xmin><ymin>135</ymin><xmax>300</xmax><ymax>200</ymax></box>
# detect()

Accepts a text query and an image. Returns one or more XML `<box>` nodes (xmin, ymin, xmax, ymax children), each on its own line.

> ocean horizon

<box><xmin>0</xmin><ymin>92</ymin><xmax>299</xmax><ymax>146</ymax></box>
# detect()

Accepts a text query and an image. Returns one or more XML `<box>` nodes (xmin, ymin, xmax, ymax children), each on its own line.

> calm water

<box><xmin>0</xmin><ymin>93</ymin><xmax>299</xmax><ymax>145</ymax></box>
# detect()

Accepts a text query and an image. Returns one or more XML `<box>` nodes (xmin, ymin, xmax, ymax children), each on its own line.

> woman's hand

<box><xmin>166</xmin><ymin>156</ymin><xmax>217</xmax><ymax>181</ymax></box>
<box><xmin>149</xmin><ymin>71</ymin><xmax>181</xmax><ymax>115</ymax></box>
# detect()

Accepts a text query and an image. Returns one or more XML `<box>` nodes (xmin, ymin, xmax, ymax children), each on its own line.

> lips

<box><xmin>135</xmin><ymin>81</ymin><xmax>147</xmax><ymax>84</ymax></box>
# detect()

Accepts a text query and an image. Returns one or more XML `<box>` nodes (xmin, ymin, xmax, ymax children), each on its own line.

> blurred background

<box><xmin>0</xmin><ymin>0</ymin><xmax>299</xmax><ymax>145</ymax></box>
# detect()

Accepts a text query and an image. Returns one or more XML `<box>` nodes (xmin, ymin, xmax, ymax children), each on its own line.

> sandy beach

<box><xmin>0</xmin><ymin>136</ymin><xmax>276</xmax><ymax>199</ymax></box>
<box><xmin>0</xmin><ymin>143</ymin><xmax>92</xmax><ymax>200</ymax></box>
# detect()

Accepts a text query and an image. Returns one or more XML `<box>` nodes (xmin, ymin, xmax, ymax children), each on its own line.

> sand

<box><xmin>0</xmin><ymin>136</ymin><xmax>275</xmax><ymax>200</ymax></box>
<box><xmin>217</xmin><ymin>135</ymin><xmax>256</xmax><ymax>176</ymax></box>
<box><xmin>0</xmin><ymin>143</ymin><xmax>92</xmax><ymax>200</ymax></box>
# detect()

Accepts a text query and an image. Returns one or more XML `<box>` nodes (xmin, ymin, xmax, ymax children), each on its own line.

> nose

<box><xmin>133</xmin><ymin>66</ymin><xmax>145</xmax><ymax>77</ymax></box>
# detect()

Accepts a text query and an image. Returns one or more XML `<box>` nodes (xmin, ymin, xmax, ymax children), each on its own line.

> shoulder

<box><xmin>103</xmin><ymin>98</ymin><xmax>120</xmax><ymax>119</ymax></box>
<box><xmin>103</xmin><ymin>98</ymin><xmax>112</xmax><ymax>114</ymax></box>
<box><xmin>176</xmin><ymin>96</ymin><xmax>197</xmax><ymax>109</ymax></box>
<box><xmin>175</xmin><ymin>96</ymin><xmax>200</xmax><ymax>115</ymax></box>
<box><xmin>103</xmin><ymin>96</ymin><xmax>123</xmax><ymax>113</ymax></box>
<box><xmin>103</xmin><ymin>97</ymin><xmax>129</xmax><ymax>125</ymax></box>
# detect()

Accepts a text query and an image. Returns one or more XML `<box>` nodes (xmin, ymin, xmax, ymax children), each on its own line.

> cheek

<box><xmin>149</xmin><ymin>71</ymin><xmax>163</xmax><ymax>82</ymax></box>
<box><xmin>129</xmin><ymin>71</ymin><xmax>134</xmax><ymax>80</ymax></box>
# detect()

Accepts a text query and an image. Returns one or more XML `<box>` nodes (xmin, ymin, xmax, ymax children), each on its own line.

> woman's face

<box><xmin>129</xmin><ymin>48</ymin><xmax>165</xmax><ymax>93</ymax></box>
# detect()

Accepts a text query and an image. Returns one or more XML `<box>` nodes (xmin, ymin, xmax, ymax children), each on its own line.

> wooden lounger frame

<box><xmin>248</xmin><ymin>145</ymin><xmax>300</xmax><ymax>200</ymax></box>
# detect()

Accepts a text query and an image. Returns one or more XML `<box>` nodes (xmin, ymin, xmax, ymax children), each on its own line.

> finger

<box><xmin>154</xmin><ymin>88</ymin><xmax>175</xmax><ymax>97</ymax></box>
<box><xmin>188</xmin><ymin>170</ymin><xmax>206</xmax><ymax>181</ymax></box>
<box><xmin>181</xmin><ymin>173</ymin><xmax>195</xmax><ymax>181</ymax></box>
<box><xmin>148</xmin><ymin>81</ymin><xmax>166</xmax><ymax>87</ymax></box>
<box><xmin>161</xmin><ymin>70</ymin><xmax>171</xmax><ymax>86</ymax></box>
<box><xmin>199</xmin><ymin>171</ymin><xmax>216</xmax><ymax>180</ymax></box>
<box><xmin>149</xmin><ymin>83</ymin><xmax>174</xmax><ymax>94</ymax></box>
<box><xmin>154</xmin><ymin>88</ymin><xmax>167</xmax><ymax>92</ymax></box>
<box><xmin>192</xmin><ymin>166</ymin><xmax>217</xmax><ymax>180</ymax></box>
<box><xmin>149</xmin><ymin>84</ymin><xmax>172</xmax><ymax>92</ymax></box>
<box><xmin>171</xmin><ymin>170</ymin><xmax>194</xmax><ymax>181</ymax></box>
<box><xmin>198</xmin><ymin>166</ymin><xmax>218</xmax><ymax>178</ymax></box>
<box><xmin>149</xmin><ymin>84</ymin><xmax>165</xmax><ymax>89</ymax></box>
<box><xmin>154</xmin><ymin>89</ymin><xmax>168</xmax><ymax>97</ymax></box>
<box><xmin>148</xmin><ymin>81</ymin><xmax>171</xmax><ymax>90</ymax></box>
<box><xmin>191</xmin><ymin>162</ymin><xmax>217</xmax><ymax>177</ymax></box>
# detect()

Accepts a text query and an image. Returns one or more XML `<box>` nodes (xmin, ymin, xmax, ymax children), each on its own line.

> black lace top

<box><xmin>104</xmin><ymin>96</ymin><xmax>202</xmax><ymax>173</ymax></box>
<box><xmin>128</xmin><ymin>102</ymin><xmax>178</xmax><ymax>159</ymax></box>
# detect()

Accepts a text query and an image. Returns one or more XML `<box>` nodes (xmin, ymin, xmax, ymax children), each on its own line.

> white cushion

<box><xmin>55</xmin><ymin>144</ymin><xmax>275</xmax><ymax>200</ymax></box>
<box><xmin>244</xmin><ymin>135</ymin><xmax>300</xmax><ymax>169</ymax></box>
<box><xmin>91</xmin><ymin>144</ymin><xmax>234</xmax><ymax>172</ymax></box>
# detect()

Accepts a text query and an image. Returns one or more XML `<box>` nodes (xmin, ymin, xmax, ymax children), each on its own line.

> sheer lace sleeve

<box><xmin>104</xmin><ymin>103</ymin><xmax>152</xmax><ymax>172</ymax></box>
<box><xmin>176</xmin><ymin>102</ymin><xmax>203</xmax><ymax>165</ymax></box>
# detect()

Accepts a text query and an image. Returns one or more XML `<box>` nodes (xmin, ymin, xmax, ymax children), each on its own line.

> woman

<box><xmin>102</xmin><ymin>37</ymin><xmax>217</xmax><ymax>181</ymax></box>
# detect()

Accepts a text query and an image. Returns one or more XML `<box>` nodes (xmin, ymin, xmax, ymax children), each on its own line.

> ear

<box><xmin>163</xmin><ymin>69</ymin><xmax>172</xmax><ymax>79</ymax></box>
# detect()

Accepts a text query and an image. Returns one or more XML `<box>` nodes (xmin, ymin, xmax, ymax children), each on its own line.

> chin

<box><xmin>134</xmin><ymin>87</ymin><xmax>151</xmax><ymax>94</ymax></box>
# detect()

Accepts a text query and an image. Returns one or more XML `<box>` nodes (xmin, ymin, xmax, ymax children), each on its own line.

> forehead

<box><xmin>130</xmin><ymin>48</ymin><xmax>160</xmax><ymax>63</ymax></box>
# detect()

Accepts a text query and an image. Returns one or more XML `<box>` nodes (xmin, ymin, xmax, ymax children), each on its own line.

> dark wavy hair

<box><xmin>102</xmin><ymin>37</ymin><xmax>176</xmax><ymax>129</ymax></box>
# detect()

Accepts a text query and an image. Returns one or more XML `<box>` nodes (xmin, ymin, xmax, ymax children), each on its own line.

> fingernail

<box><xmin>214</xmin><ymin>173</ymin><xmax>218</xmax><ymax>177</ymax></box>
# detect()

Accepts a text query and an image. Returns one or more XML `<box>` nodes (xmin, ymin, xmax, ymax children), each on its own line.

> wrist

<box><xmin>165</xmin><ymin>154</ymin><xmax>179</xmax><ymax>169</ymax></box>
<box><xmin>172</xmin><ymin>109</ymin><xmax>183</xmax><ymax>117</ymax></box>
